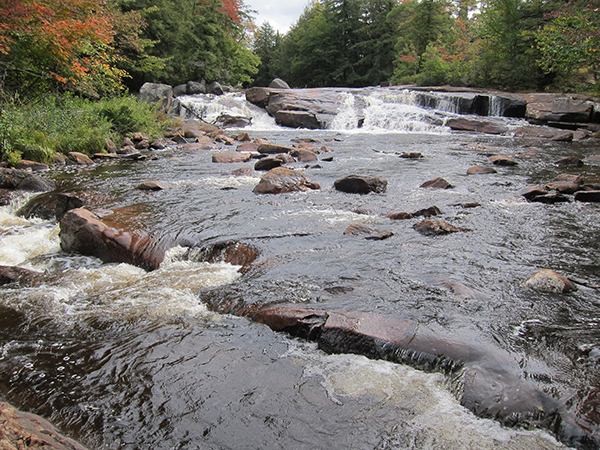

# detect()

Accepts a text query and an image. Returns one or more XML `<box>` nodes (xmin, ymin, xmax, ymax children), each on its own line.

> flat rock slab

<box><xmin>446</xmin><ymin>117</ymin><xmax>508</xmax><ymax>135</ymax></box>
<box><xmin>256</xmin><ymin>143</ymin><xmax>296</xmax><ymax>154</ymax></box>
<box><xmin>574</xmin><ymin>190</ymin><xmax>600</xmax><ymax>202</ymax></box>
<box><xmin>212</xmin><ymin>152</ymin><xmax>252</xmax><ymax>163</ymax></box>
<box><xmin>467</xmin><ymin>166</ymin><xmax>497</xmax><ymax>175</ymax></box>
<box><xmin>343</xmin><ymin>224</ymin><xmax>393</xmax><ymax>240</ymax></box>
<box><xmin>514</xmin><ymin>126</ymin><xmax>573</xmax><ymax>141</ymax></box>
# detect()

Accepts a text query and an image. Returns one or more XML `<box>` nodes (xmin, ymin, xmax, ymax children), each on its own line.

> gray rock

<box><xmin>269</xmin><ymin>78</ymin><xmax>291</xmax><ymax>89</ymax></box>
<box><xmin>208</xmin><ymin>81</ymin><xmax>223</xmax><ymax>95</ymax></box>
<box><xmin>187</xmin><ymin>80</ymin><xmax>206</xmax><ymax>95</ymax></box>
<box><xmin>139</xmin><ymin>82</ymin><xmax>173</xmax><ymax>111</ymax></box>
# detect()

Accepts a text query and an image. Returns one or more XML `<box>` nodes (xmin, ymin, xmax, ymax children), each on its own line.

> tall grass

<box><xmin>0</xmin><ymin>94</ymin><xmax>173</xmax><ymax>163</ymax></box>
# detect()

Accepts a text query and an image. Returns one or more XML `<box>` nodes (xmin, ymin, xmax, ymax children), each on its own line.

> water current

<box><xmin>1</xmin><ymin>89</ymin><xmax>599</xmax><ymax>449</ymax></box>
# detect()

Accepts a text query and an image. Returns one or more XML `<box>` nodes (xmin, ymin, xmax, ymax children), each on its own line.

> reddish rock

<box><xmin>177</xmin><ymin>140</ymin><xmax>215</xmax><ymax>151</ymax></box>
<box><xmin>275</xmin><ymin>153</ymin><xmax>295</xmax><ymax>164</ymax></box>
<box><xmin>386</xmin><ymin>211</ymin><xmax>412</xmax><ymax>220</ymax></box>
<box><xmin>212</xmin><ymin>152</ymin><xmax>252</xmax><ymax>163</ymax></box>
<box><xmin>0</xmin><ymin>401</ymin><xmax>89</xmax><ymax>450</ymax></box>
<box><xmin>546</xmin><ymin>181</ymin><xmax>581</xmax><ymax>194</ymax></box>
<box><xmin>201</xmin><ymin>241</ymin><xmax>259</xmax><ymax>268</ymax></box>
<box><xmin>59</xmin><ymin>208</ymin><xmax>166</xmax><ymax>271</ymax></box>
<box><xmin>136</xmin><ymin>181</ymin><xmax>169</xmax><ymax>191</ymax></box>
<box><xmin>525</xmin><ymin>269</ymin><xmax>577</xmax><ymax>293</ymax></box>
<box><xmin>467</xmin><ymin>166</ymin><xmax>497</xmax><ymax>175</ymax></box>
<box><xmin>235</xmin><ymin>132</ymin><xmax>252</xmax><ymax>142</ymax></box>
<box><xmin>420</xmin><ymin>177</ymin><xmax>453</xmax><ymax>189</ymax></box>
<box><xmin>256</xmin><ymin>143</ymin><xmax>296</xmax><ymax>154</ymax></box>
<box><xmin>236</xmin><ymin>142</ymin><xmax>260</xmax><ymax>152</ymax></box>
<box><xmin>334</xmin><ymin>175</ymin><xmax>387</xmax><ymax>194</ymax></box>
<box><xmin>67</xmin><ymin>152</ymin><xmax>94</xmax><ymax>165</ymax></box>
<box><xmin>13</xmin><ymin>160</ymin><xmax>49</xmax><ymax>171</ymax></box>
<box><xmin>411</xmin><ymin>206</ymin><xmax>441</xmax><ymax>218</ymax></box>
<box><xmin>413</xmin><ymin>219</ymin><xmax>463</xmax><ymax>236</ymax></box>
<box><xmin>253</xmin><ymin>167</ymin><xmax>320</xmax><ymax>194</ymax></box>
<box><xmin>293</xmin><ymin>149</ymin><xmax>318</xmax><ymax>162</ymax></box>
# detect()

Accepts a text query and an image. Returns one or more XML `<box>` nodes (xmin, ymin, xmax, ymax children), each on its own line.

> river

<box><xmin>0</xmin><ymin>89</ymin><xmax>599</xmax><ymax>449</ymax></box>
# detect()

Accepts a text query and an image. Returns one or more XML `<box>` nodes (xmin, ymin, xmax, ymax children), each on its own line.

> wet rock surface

<box><xmin>253</xmin><ymin>167</ymin><xmax>320</xmax><ymax>194</ymax></box>
<box><xmin>334</xmin><ymin>175</ymin><xmax>387</xmax><ymax>194</ymax></box>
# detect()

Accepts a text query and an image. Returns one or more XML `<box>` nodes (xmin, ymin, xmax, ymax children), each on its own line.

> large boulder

<box><xmin>0</xmin><ymin>168</ymin><xmax>55</xmax><ymax>192</ymax></box>
<box><xmin>525</xmin><ymin>95</ymin><xmax>594</xmax><ymax>123</ymax></box>
<box><xmin>334</xmin><ymin>174</ymin><xmax>387</xmax><ymax>194</ymax></box>
<box><xmin>275</xmin><ymin>110</ymin><xmax>322</xmax><ymax>129</ymax></box>
<box><xmin>269</xmin><ymin>78</ymin><xmax>291</xmax><ymax>89</ymax></box>
<box><xmin>253</xmin><ymin>167</ymin><xmax>320</xmax><ymax>194</ymax></box>
<box><xmin>139</xmin><ymin>82</ymin><xmax>173</xmax><ymax>111</ymax></box>
<box><xmin>59</xmin><ymin>208</ymin><xmax>166</xmax><ymax>271</ymax></box>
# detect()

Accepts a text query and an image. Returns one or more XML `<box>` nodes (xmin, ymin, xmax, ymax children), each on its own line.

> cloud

<box><xmin>246</xmin><ymin>0</ymin><xmax>307</xmax><ymax>34</ymax></box>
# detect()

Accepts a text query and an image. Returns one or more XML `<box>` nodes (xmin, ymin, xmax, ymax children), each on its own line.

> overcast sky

<box><xmin>246</xmin><ymin>0</ymin><xmax>307</xmax><ymax>34</ymax></box>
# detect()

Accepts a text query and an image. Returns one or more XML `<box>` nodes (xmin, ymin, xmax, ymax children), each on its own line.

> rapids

<box><xmin>1</xmin><ymin>90</ymin><xmax>599</xmax><ymax>449</ymax></box>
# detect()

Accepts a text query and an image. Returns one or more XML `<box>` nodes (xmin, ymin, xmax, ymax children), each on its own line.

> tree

<box><xmin>536</xmin><ymin>1</ymin><xmax>600</xmax><ymax>92</ymax></box>
<box><xmin>0</xmin><ymin>0</ymin><xmax>126</xmax><ymax>98</ymax></box>
<box><xmin>252</xmin><ymin>22</ymin><xmax>283</xmax><ymax>87</ymax></box>
<box><xmin>118</xmin><ymin>0</ymin><xmax>258</xmax><ymax>89</ymax></box>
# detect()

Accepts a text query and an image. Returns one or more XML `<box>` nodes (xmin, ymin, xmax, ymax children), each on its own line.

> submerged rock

<box><xmin>343</xmin><ymin>224</ymin><xmax>393</xmax><ymax>240</ymax></box>
<box><xmin>467</xmin><ymin>166</ymin><xmax>497</xmax><ymax>175</ymax></box>
<box><xmin>413</xmin><ymin>219</ymin><xmax>464</xmax><ymax>236</ymax></box>
<box><xmin>0</xmin><ymin>265</ymin><xmax>45</xmax><ymax>286</ymax></box>
<box><xmin>136</xmin><ymin>181</ymin><xmax>170</xmax><ymax>191</ymax></box>
<box><xmin>525</xmin><ymin>269</ymin><xmax>577</xmax><ymax>293</ymax></box>
<box><xmin>253</xmin><ymin>167</ymin><xmax>320</xmax><ymax>194</ymax></box>
<box><xmin>490</xmin><ymin>155</ymin><xmax>518</xmax><ymax>166</ymax></box>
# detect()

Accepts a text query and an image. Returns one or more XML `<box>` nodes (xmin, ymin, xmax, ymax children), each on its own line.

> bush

<box><xmin>0</xmin><ymin>94</ymin><xmax>173</xmax><ymax>163</ymax></box>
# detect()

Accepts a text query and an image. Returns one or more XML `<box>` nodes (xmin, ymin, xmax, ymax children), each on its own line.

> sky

<box><xmin>246</xmin><ymin>0</ymin><xmax>307</xmax><ymax>34</ymax></box>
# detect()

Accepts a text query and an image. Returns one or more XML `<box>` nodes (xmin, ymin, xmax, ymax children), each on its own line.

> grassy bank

<box><xmin>0</xmin><ymin>95</ymin><xmax>174</xmax><ymax>165</ymax></box>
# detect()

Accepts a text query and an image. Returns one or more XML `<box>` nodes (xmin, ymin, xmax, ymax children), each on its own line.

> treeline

<box><xmin>252</xmin><ymin>0</ymin><xmax>600</xmax><ymax>93</ymax></box>
<box><xmin>0</xmin><ymin>0</ymin><xmax>258</xmax><ymax>100</ymax></box>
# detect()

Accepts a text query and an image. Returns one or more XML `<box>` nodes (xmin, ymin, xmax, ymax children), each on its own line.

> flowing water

<box><xmin>1</xmin><ymin>89</ymin><xmax>599</xmax><ymax>449</ymax></box>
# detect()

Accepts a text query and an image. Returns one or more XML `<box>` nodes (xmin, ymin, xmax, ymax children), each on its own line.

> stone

<box><xmin>187</xmin><ymin>80</ymin><xmax>206</xmax><ymax>95</ymax></box>
<box><xmin>237</xmin><ymin>142</ymin><xmax>260</xmax><ymax>152</ymax></box>
<box><xmin>275</xmin><ymin>153</ymin><xmax>295</xmax><ymax>164</ymax></box>
<box><xmin>420</xmin><ymin>177</ymin><xmax>453</xmax><ymax>189</ymax></box>
<box><xmin>555</xmin><ymin>156</ymin><xmax>584</xmax><ymax>167</ymax></box>
<box><xmin>105</xmin><ymin>138</ymin><xmax>117</xmax><ymax>153</ymax></box>
<box><xmin>446</xmin><ymin>117</ymin><xmax>508</xmax><ymax>134</ymax></box>
<box><xmin>212</xmin><ymin>152</ymin><xmax>252</xmax><ymax>163</ymax></box>
<box><xmin>514</xmin><ymin>126</ymin><xmax>573</xmax><ymax>142</ymax></box>
<box><xmin>413</xmin><ymin>219</ymin><xmax>463</xmax><ymax>236</ymax></box>
<box><xmin>269</xmin><ymin>78</ymin><xmax>291</xmax><ymax>89</ymax></box>
<box><xmin>574</xmin><ymin>190</ymin><xmax>600</xmax><ymax>202</ymax></box>
<box><xmin>467</xmin><ymin>166</ymin><xmax>497</xmax><ymax>175</ymax></box>
<box><xmin>525</xmin><ymin>269</ymin><xmax>577</xmax><ymax>293</ymax></box>
<box><xmin>530</xmin><ymin>192</ymin><xmax>570</xmax><ymax>204</ymax></box>
<box><xmin>178</xmin><ymin>142</ymin><xmax>215</xmax><ymax>151</ymax></box>
<box><xmin>490</xmin><ymin>155</ymin><xmax>518</xmax><ymax>166</ymax></box>
<box><xmin>0</xmin><ymin>401</ymin><xmax>89</xmax><ymax>450</ymax></box>
<box><xmin>215</xmin><ymin>114</ymin><xmax>252</xmax><ymax>128</ymax></box>
<box><xmin>139</xmin><ymin>82</ymin><xmax>173</xmax><ymax>111</ymax></box>
<box><xmin>136</xmin><ymin>181</ymin><xmax>169</xmax><ymax>191</ymax></box>
<box><xmin>0</xmin><ymin>168</ymin><xmax>55</xmax><ymax>192</ymax></box>
<box><xmin>293</xmin><ymin>149</ymin><xmax>318</xmax><ymax>162</ymax></box>
<box><xmin>0</xmin><ymin>265</ymin><xmax>44</xmax><ymax>286</ymax></box>
<box><xmin>343</xmin><ymin>224</ymin><xmax>393</xmax><ymax>240</ymax></box>
<box><xmin>275</xmin><ymin>110</ymin><xmax>322</xmax><ymax>129</ymax></box>
<box><xmin>245</xmin><ymin>87</ymin><xmax>274</xmax><ymax>108</ymax></box>
<box><xmin>207</xmin><ymin>81</ymin><xmax>223</xmax><ymax>95</ymax></box>
<box><xmin>172</xmin><ymin>84</ymin><xmax>187</xmax><ymax>96</ymax></box>
<box><xmin>411</xmin><ymin>206</ymin><xmax>441</xmax><ymax>218</ymax></box>
<box><xmin>59</xmin><ymin>208</ymin><xmax>166</xmax><ymax>271</ymax></box>
<box><xmin>254</xmin><ymin>157</ymin><xmax>283</xmax><ymax>171</ymax></box>
<box><xmin>400</xmin><ymin>152</ymin><xmax>424</xmax><ymax>159</ymax></box>
<box><xmin>520</xmin><ymin>186</ymin><xmax>548</xmax><ymax>200</ymax></box>
<box><xmin>546</xmin><ymin>181</ymin><xmax>581</xmax><ymax>194</ymax></box>
<box><xmin>55</xmin><ymin>192</ymin><xmax>88</xmax><ymax>220</ymax></box>
<box><xmin>195</xmin><ymin>240</ymin><xmax>259</xmax><ymax>269</ymax></box>
<box><xmin>67</xmin><ymin>152</ymin><xmax>94</xmax><ymax>165</ymax></box>
<box><xmin>386</xmin><ymin>211</ymin><xmax>412</xmax><ymax>220</ymax></box>
<box><xmin>235</xmin><ymin>132</ymin><xmax>252</xmax><ymax>142</ymax></box>
<box><xmin>257</xmin><ymin>143</ymin><xmax>296</xmax><ymax>154</ymax></box>
<box><xmin>253</xmin><ymin>167</ymin><xmax>320</xmax><ymax>194</ymax></box>
<box><xmin>334</xmin><ymin>175</ymin><xmax>387</xmax><ymax>194</ymax></box>
<box><xmin>13</xmin><ymin>160</ymin><xmax>49</xmax><ymax>171</ymax></box>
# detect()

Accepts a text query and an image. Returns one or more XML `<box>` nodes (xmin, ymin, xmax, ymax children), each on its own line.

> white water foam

<box><xmin>282</xmin><ymin>342</ymin><xmax>570</xmax><ymax>450</ymax></box>
<box><xmin>176</xmin><ymin>93</ymin><xmax>280</xmax><ymax>131</ymax></box>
